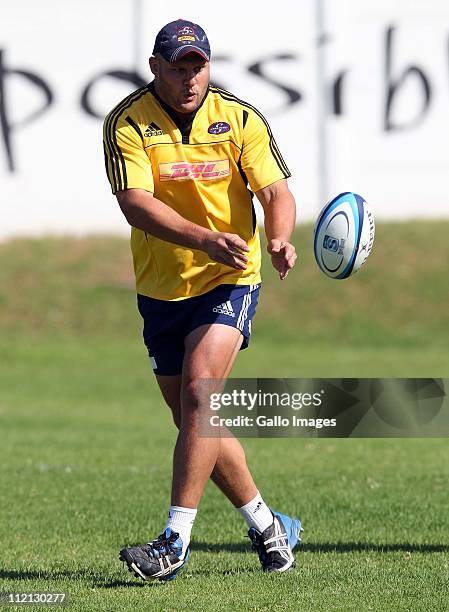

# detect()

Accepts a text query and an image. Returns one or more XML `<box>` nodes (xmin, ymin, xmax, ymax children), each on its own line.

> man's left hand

<box><xmin>267</xmin><ymin>239</ymin><xmax>297</xmax><ymax>280</ymax></box>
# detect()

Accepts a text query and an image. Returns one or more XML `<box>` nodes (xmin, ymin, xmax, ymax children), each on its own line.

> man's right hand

<box><xmin>202</xmin><ymin>232</ymin><xmax>249</xmax><ymax>270</ymax></box>
<box><xmin>116</xmin><ymin>190</ymin><xmax>249</xmax><ymax>270</ymax></box>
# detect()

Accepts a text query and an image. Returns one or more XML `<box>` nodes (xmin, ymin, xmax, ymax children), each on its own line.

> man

<box><xmin>103</xmin><ymin>19</ymin><xmax>302</xmax><ymax>581</ymax></box>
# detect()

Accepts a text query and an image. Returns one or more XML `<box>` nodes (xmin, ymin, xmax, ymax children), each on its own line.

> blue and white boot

<box><xmin>120</xmin><ymin>528</ymin><xmax>189</xmax><ymax>581</ymax></box>
<box><xmin>248</xmin><ymin>510</ymin><xmax>303</xmax><ymax>572</ymax></box>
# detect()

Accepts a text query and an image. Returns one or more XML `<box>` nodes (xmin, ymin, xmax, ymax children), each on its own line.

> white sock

<box><xmin>238</xmin><ymin>491</ymin><xmax>273</xmax><ymax>533</ymax></box>
<box><xmin>164</xmin><ymin>505</ymin><xmax>197</xmax><ymax>559</ymax></box>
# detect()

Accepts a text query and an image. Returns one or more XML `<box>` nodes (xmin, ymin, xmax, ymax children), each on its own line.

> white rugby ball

<box><xmin>313</xmin><ymin>192</ymin><xmax>375</xmax><ymax>279</ymax></box>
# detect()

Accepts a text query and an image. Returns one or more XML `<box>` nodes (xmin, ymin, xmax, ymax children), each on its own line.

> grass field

<box><xmin>1</xmin><ymin>222</ymin><xmax>449</xmax><ymax>610</ymax></box>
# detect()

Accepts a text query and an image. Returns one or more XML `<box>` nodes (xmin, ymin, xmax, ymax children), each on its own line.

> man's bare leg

<box><xmin>169</xmin><ymin>324</ymin><xmax>257</xmax><ymax>508</ymax></box>
<box><xmin>119</xmin><ymin>326</ymin><xmax>301</xmax><ymax>580</ymax></box>
<box><xmin>157</xmin><ymin>371</ymin><xmax>258</xmax><ymax>508</ymax></box>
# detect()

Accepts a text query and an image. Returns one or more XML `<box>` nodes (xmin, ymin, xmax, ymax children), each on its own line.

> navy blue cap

<box><xmin>153</xmin><ymin>19</ymin><xmax>210</xmax><ymax>63</ymax></box>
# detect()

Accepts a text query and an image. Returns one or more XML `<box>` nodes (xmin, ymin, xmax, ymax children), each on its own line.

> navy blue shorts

<box><xmin>137</xmin><ymin>283</ymin><xmax>260</xmax><ymax>376</ymax></box>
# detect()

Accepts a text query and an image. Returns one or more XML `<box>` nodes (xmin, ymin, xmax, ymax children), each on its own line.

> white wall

<box><xmin>0</xmin><ymin>0</ymin><xmax>448</xmax><ymax>238</ymax></box>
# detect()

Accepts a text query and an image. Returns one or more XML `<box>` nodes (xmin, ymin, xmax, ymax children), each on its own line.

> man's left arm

<box><xmin>256</xmin><ymin>179</ymin><xmax>297</xmax><ymax>280</ymax></box>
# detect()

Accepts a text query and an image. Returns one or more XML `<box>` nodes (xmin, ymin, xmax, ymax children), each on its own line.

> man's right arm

<box><xmin>116</xmin><ymin>188</ymin><xmax>249</xmax><ymax>271</ymax></box>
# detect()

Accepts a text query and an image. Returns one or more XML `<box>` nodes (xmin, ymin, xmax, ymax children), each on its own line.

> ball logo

<box><xmin>323</xmin><ymin>235</ymin><xmax>338</xmax><ymax>252</ymax></box>
<box><xmin>323</xmin><ymin>235</ymin><xmax>346</xmax><ymax>255</ymax></box>
<box><xmin>208</xmin><ymin>122</ymin><xmax>231</xmax><ymax>135</ymax></box>
<box><xmin>159</xmin><ymin>160</ymin><xmax>230</xmax><ymax>181</ymax></box>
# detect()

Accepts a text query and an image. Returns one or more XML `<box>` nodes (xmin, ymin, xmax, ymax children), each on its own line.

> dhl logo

<box><xmin>159</xmin><ymin>160</ymin><xmax>230</xmax><ymax>181</ymax></box>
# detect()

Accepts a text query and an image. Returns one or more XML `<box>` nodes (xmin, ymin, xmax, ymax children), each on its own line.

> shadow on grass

<box><xmin>192</xmin><ymin>541</ymin><xmax>449</xmax><ymax>554</ymax></box>
<box><xmin>0</xmin><ymin>568</ymin><xmax>145</xmax><ymax>587</ymax></box>
<box><xmin>0</xmin><ymin>568</ymin><xmax>187</xmax><ymax>589</ymax></box>
<box><xmin>304</xmin><ymin>542</ymin><xmax>449</xmax><ymax>554</ymax></box>
<box><xmin>2</xmin><ymin>540</ymin><xmax>448</xmax><ymax>586</ymax></box>
<box><xmin>93</xmin><ymin>579</ymin><xmax>158</xmax><ymax>588</ymax></box>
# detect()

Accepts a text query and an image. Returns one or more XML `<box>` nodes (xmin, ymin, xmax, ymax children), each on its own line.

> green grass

<box><xmin>1</xmin><ymin>221</ymin><xmax>448</xmax><ymax>372</ymax></box>
<box><xmin>1</xmin><ymin>222</ymin><xmax>449</xmax><ymax>610</ymax></box>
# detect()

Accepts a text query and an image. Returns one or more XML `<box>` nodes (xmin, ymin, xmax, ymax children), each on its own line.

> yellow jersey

<box><xmin>103</xmin><ymin>83</ymin><xmax>291</xmax><ymax>300</ymax></box>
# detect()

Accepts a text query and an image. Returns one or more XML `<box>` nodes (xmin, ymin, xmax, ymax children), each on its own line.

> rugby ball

<box><xmin>313</xmin><ymin>192</ymin><xmax>375</xmax><ymax>279</ymax></box>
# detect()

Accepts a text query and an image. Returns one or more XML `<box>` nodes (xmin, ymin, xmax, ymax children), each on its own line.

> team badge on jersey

<box><xmin>208</xmin><ymin>122</ymin><xmax>231</xmax><ymax>135</ymax></box>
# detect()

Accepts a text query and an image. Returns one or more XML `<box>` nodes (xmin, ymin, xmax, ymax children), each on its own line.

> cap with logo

<box><xmin>153</xmin><ymin>19</ymin><xmax>211</xmax><ymax>63</ymax></box>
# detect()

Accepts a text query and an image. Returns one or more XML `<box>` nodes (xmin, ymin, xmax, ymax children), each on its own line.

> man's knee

<box><xmin>155</xmin><ymin>376</ymin><xmax>182</xmax><ymax>429</ymax></box>
<box><xmin>179</xmin><ymin>376</ymin><xmax>220</xmax><ymax>432</ymax></box>
<box><xmin>182</xmin><ymin>377</ymin><xmax>213</xmax><ymax>412</ymax></box>
<box><xmin>171</xmin><ymin>406</ymin><xmax>181</xmax><ymax>429</ymax></box>
<box><xmin>163</xmin><ymin>398</ymin><xmax>181</xmax><ymax>429</ymax></box>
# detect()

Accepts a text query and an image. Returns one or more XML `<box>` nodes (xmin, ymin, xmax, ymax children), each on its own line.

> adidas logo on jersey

<box><xmin>213</xmin><ymin>301</ymin><xmax>235</xmax><ymax>318</ymax></box>
<box><xmin>144</xmin><ymin>122</ymin><xmax>164</xmax><ymax>137</ymax></box>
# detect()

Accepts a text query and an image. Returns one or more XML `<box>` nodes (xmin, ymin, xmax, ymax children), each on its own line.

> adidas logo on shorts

<box><xmin>213</xmin><ymin>301</ymin><xmax>235</xmax><ymax>318</ymax></box>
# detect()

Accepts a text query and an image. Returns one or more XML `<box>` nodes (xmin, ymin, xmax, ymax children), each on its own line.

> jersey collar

<box><xmin>148</xmin><ymin>81</ymin><xmax>209</xmax><ymax>144</ymax></box>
